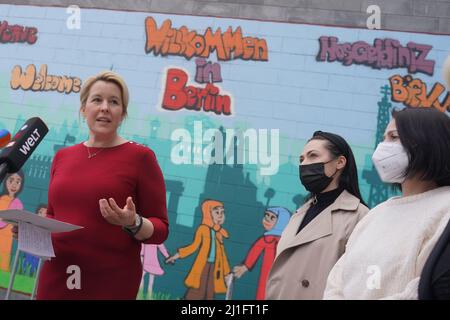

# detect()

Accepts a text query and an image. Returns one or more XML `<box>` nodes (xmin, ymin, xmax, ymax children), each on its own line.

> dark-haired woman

<box><xmin>324</xmin><ymin>108</ymin><xmax>450</xmax><ymax>300</ymax></box>
<box><xmin>266</xmin><ymin>131</ymin><xmax>369</xmax><ymax>299</ymax></box>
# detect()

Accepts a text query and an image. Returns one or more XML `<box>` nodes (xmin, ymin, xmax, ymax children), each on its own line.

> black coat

<box><xmin>419</xmin><ymin>218</ymin><xmax>450</xmax><ymax>300</ymax></box>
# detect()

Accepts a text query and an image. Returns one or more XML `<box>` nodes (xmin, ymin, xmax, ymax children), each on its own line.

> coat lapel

<box><xmin>281</xmin><ymin>203</ymin><xmax>309</xmax><ymax>240</ymax></box>
<box><xmin>286</xmin><ymin>205</ymin><xmax>333</xmax><ymax>249</ymax></box>
<box><xmin>278</xmin><ymin>190</ymin><xmax>360</xmax><ymax>253</ymax></box>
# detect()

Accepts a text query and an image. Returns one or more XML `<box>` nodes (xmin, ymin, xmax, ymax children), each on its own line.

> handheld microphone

<box><xmin>0</xmin><ymin>129</ymin><xmax>11</xmax><ymax>148</ymax></box>
<box><xmin>0</xmin><ymin>117</ymin><xmax>49</xmax><ymax>183</ymax></box>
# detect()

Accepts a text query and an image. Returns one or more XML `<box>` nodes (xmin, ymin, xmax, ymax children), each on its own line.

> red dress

<box><xmin>36</xmin><ymin>142</ymin><xmax>168</xmax><ymax>300</ymax></box>
<box><xmin>243</xmin><ymin>235</ymin><xmax>280</xmax><ymax>300</ymax></box>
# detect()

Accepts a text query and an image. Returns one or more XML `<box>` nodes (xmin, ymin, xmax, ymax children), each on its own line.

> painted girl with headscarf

<box><xmin>233</xmin><ymin>207</ymin><xmax>291</xmax><ymax>300</ymax></box>
<box><xmin>0</xmin><ymin>170</ymin><xmax>24</xmax><ymax>272</ymax></box>
<box><xmin>166</xmin><ymin>200</ymin><xmax>231</xmax><ymax>300</ymax></box>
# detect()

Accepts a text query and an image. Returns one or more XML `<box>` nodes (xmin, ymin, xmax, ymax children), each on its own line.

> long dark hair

<box><xmin>306</xmin><ymin>132</ymin><xmax>367</xmax><ymax>207</ymax></box>
<box><xmin>393</xmin><ymin>108</ymin><xmax>450</xmax><ymax>186</ymax></box>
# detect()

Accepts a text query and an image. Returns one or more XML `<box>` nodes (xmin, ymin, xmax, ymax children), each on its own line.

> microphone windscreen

<box><xmin>0</xmin><ymin>129</ymin><xmax>11</xmax><ymax>148</ymax></box>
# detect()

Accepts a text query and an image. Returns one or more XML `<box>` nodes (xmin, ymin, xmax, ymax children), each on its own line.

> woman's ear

<box><xmin>337</xmin><ymin>155</ymin><xmax>347</xmax><ymax>170</ymax></box>
<box><xmin>80</xmin><ymin>106</ymin><xmax>85</xmax><ymax>118</ymax></box>
<box><xmin>121</xmin><ymin>111</ymin><xmax>127</xmax><ymax>123</ymax></box>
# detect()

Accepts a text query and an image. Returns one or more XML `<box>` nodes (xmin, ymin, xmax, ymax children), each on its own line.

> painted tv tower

<box><xmin>362</xmin><ymin>85</ymin><xmax>394</xmax><ymax>208</ymax></box>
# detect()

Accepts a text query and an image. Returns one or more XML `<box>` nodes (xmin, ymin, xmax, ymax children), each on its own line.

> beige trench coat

<box><xmin>266</xmin><ymin>190</ymin><xmax>368</xmax><ymax>300</ymax></box>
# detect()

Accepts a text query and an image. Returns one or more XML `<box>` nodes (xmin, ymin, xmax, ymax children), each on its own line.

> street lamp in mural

<box><xmin>292</xmin><ymin>194</ymin><xmax>306</xmax><ymax>210</ymax></box>
<box><xmin>264</xmin><ymin>188</ymin><xmax>275</xmax><ymax>207</ymax></box>
<box><xmin>53</xmin><ymin>134</ymin><xmax>76</xmax><ymax>154</ymax></box>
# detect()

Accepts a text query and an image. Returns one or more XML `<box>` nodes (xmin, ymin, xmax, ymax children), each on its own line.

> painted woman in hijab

<box><xmin>165</xmin><ymin>199</ymin><xmax>231</xmax><ymax>300</ymax></box>
<box><xmin>233</xmin><ymin>207</ymin><xmax>291</xmax><ymax>300</ymax></box>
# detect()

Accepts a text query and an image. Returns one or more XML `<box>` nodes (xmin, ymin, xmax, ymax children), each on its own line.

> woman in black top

<box><xmin>266</xmin><ymin>130</ymin><xmax>369</xmax><ymax>299</ymax></box>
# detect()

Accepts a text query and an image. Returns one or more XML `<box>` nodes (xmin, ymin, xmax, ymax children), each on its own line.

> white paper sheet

<box><xmin>0</xmin><ymin>209</ymin><xmax>82</xmax><ymax>232</ymax></box>
<box><xmin>18</xmin><ymin>221</ymin><xmax>55</xmax><ymax>258</ymax></box>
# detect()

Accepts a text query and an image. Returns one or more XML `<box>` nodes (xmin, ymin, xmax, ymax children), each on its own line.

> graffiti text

<box><xmin>145</xmin><ymin>17</ymin><xmax>268</xmax><ymax>61</ymax></box>
<box><xmin>11</xmin><ymin>64</ymin><xmax>82</xmax><ymax>94</ymax></box>
<box><xmin>390</xmin><ymin>74</ymin><xmax>450</xmax><ymax>113</ymax></box>
<box><xmin>162</xmin><ymin>68</ymin><xmax>232</xmax><ymax>116</ymax></box>
<box><xmin>195</xmin><ymin>58</ymin><xmax>222</xmax><ymax>84</ymax></box>
<box><xmin>0</xmin><ymin>20</ymin><xmax>37</xmax><ymax>44</ymax></box>
<box><xmin>317</xmin><ymin>36</ymin><xmax>435</xmax><ymax>76</ymax></box>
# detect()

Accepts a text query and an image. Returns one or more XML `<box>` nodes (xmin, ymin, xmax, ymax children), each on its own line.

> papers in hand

<box><xmin>18</xmin><ymin>221</ymin><xmax>55</xmax><ymax>259</ymax></box>
<box><xmin>0</xmin><ymin>209</ymin><xmax>83</xmax><ymax>259</ymax></box>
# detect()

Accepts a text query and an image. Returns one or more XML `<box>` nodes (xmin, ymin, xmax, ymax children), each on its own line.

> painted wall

<box><xmin>0</xmin><ymin>4</ymin><xmax>449</xmax><ymax>299</ymax></box>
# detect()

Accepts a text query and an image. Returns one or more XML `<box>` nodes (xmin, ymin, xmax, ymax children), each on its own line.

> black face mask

<box><xmin>299</xmin><ymin>160</ymin><xmax>337</xmax><ymax>194</ymax></box>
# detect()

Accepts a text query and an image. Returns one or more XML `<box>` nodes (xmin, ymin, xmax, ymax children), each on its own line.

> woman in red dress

<box><xmin>33</xmin><ymin>71</ymin><xmax>169</xmax><ymax>299</ymax></box>
<box><xmin>233</xmin><ymin>207</ymin><xmax>291</xmax><ymax>300</ymax></box>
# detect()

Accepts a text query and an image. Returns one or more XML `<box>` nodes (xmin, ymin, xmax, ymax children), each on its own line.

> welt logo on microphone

<box><xmin>13</xmin><ymin>125</ymin><xmax>43</xmax><ymax>156</ymax></box>
<box><xmin>0</xmin><ymin>117</ymin><xmax>49</xmax><ymax>172</ymax></box>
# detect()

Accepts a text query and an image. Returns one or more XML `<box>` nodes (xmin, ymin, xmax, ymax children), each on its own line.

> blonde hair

<box><xmin>79</xmin><ymin>71</ymin><xmax>129</xmax><ymax>117</ymax></box>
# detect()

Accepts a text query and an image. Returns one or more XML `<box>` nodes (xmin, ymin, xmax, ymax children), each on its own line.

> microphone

<box><xmin>0</xmin><ymin>129</ymin><xmax>11</xmax><ymax>148</ymax></box>
<box><xmin>0</xmin><ymin>117</ymin><xmax>49</xmax><ymax>183</ymax></box>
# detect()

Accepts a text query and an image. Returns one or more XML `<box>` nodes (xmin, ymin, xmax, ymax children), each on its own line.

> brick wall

<box><xmin>7</xmin><ymin>0</ymin><xmax>450</xmax><ymax>33</ymax></box>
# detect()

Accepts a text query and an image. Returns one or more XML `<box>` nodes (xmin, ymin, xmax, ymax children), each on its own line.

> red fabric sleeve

<box><xmin>243</xmin><ymin>237</ymin><xmax>265</xmax><ymax>270</ymax></box>
<box><xmin>137</xmin><ymin>148</ymin><xmax>169</xmax><ymax>244</ymax></box>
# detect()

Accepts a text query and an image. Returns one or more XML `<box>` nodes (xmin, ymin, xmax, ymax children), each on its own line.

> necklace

<box><xmin>84</xmin><ymin>139</ymin><xmax>128</xmax><ymax>158</ymax></box>
<box><xmin>86</xmin><ymin>146</ymin><xmax>104</xmax><ymax>159</ymax></box>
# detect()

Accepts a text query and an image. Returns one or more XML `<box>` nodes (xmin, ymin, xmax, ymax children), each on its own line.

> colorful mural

<box><xmin>140</xmin><ymin>243</ymin><xmax>170</xmax><ymax>300</ymax></box>
<box><xmin>166</xmin><ymin>200</ymin><xmax>230</xmax><ymax>300</ymax></box>
<box><xmin>0</xmin><ymin>170</ymin><xmax>24</xmax><ymax>272</ymax></box>
<box><xmin>233</xmin><ymin>207</ymin><xmax>291</xmax><ymax>300</ymax></box>
<box><xmin>0</xmin><ymin>4</ymin><xmax>449</xmax><ymax>299</ymax></box>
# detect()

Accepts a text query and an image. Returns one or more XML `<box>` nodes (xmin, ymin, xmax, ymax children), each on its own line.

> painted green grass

<box><xmin>0</xmin><ymin>270</ymin><xmax>35</xmax><ymax>295</ymax></box>
<box><xmin>137</xmin><ymin>289</ymin><xmax>179</xmax><ymax>300</ymax></box>
<box><xmin>3</xmin><ymin>271</ymin><xmax>181</xmax><ymax>300</ymax></box>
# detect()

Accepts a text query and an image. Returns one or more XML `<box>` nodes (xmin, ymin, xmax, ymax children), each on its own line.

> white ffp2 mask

<box><xmin>372</xmin><ymin>142</ymin><xmax>409</xmax><ymax>183</ymax></box>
